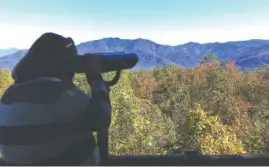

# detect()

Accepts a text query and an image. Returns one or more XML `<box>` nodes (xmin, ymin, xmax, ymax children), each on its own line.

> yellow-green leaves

<box><xmin>0</xmin><ymin>68</ymin><xmax>13</xmax><ymax>96</ymax></box>
<box><xmin>182</xmin><ymin>107</ymin><xmax>246</xmax><ymax>154</ymax></box>
<box><xmin>109</xmin><ymin>71</ymin><xmax>176</xmax><ymax>155</ymax></box>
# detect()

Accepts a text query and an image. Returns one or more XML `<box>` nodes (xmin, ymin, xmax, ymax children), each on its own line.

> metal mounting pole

<box><xmin>97</xmin><ymin>70</ymin><xmax>121</xmax><ymax>166</ymax></box>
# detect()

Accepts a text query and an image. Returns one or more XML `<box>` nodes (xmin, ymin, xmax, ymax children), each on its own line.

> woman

<box><xmin>0</xmin><ymin>33</ymin><xmax>111</xmax><ymax>165</ymax></box>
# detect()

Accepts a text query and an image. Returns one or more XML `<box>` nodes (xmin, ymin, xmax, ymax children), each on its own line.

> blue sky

<box><xmin>0</xmin><ymin>0</ymin><xmax>269</xmax><ymax>49</ymax></box>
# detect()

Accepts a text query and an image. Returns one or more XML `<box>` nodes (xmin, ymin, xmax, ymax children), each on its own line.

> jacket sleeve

<box><xmin>76</xmin><ymin>81</ymin><xmax>112</xmax><ymax>131</ymax></box>
<box><xmin>52</xmin><ymin>80</ymin><xmax>112</xmax><ymax>131</ymax></box>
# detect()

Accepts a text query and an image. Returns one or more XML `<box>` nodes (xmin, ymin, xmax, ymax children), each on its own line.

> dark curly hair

<box><xmin>12</xmin><ymin>32</ymin><xmax>77</xmax><ymax>83</ymax></box>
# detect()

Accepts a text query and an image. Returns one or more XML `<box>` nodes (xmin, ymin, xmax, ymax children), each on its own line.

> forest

<box><xmin>0</xmin><ymin>54</ymin><xmax>269</xmax><ymax>155</ymax></box>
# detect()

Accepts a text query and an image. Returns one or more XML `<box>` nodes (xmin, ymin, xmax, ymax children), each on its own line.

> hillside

<box><xmin>1</xmin><ymin>38</ymin><xmax>269</xmax><ymax>70</ymax></box>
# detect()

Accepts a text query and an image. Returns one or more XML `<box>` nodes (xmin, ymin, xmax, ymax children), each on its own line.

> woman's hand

<box><xmin>84</xmin><ymin>54</ymin><xmax>105</xmax><ymax>88</ymax></box>
<box><xmin>84</xmin><ymin>54</ymin><xmax>102</xmax><ymax>74</ymax></box>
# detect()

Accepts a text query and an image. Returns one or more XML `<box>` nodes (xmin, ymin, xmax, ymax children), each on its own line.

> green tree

<box><xmin>179</xmin><ymin>107</ymin><xmax>246</xmax><ymax>154</ymax></box>
<box><xmin>200</xmin><ymin>53</ymin><xmax>218</xmax><ymax>65</ymax></box>
<box><xmin>109</xmin><ymin>71</ymin><xmax>176</xmax><ymax>155</ymax></box>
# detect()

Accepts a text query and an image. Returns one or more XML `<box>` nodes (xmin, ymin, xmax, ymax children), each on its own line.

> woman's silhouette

<box><xmin>0</xmin><ymin>32</ymin><xmax>111</xmax><ymax>165</ymax></box>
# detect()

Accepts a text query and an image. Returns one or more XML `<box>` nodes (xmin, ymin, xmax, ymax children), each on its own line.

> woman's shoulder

<box><xmin>1</xmin><ymin>77</ymin><xmax>86</xmax><ymax>105</ymax></box>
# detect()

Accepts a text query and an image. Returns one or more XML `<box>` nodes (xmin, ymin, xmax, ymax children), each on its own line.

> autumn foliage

<box><xmin>1</xmin><ymin>54</ymin><xmax>269</xmax><ymax>155</ymax></box>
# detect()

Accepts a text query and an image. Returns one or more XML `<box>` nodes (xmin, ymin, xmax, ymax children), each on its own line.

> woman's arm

<box><xmin>76</xmin><ymin>79</ymin><xmax>111</xmax><ymax>131</ymax></box>
<box><xmin>56</xmin><ymin>54</ymin><xmax>112</xmax><ymax>131</ymax></box>
<box><xmin>52</xmin><ymin>80</ymin><xmax>111</xmax><ymax>131</ymax></box>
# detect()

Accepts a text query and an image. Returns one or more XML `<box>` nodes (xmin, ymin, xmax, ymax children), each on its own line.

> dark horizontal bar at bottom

<box><xmin>0</xmin><ymin>154</ymin><xmax>269</xmax><ymax>166</ymax></box>
<box><xmin>107</xmin><ymin>154</ymin><xmax>269</xmax><ymax>166</ymax></box>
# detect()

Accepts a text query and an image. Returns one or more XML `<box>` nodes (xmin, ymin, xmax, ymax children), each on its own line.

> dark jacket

<box><xmin>0</xmin><ymin>76</ymin><xmax>111</xmax><ymax>165</ymax></box>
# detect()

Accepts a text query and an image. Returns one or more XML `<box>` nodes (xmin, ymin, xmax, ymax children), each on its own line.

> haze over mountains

<box><xmin>1</xmin><ymin>38</ymin><xmax>269</xmax><ymax>70</ymax></box>
<box><xmin>0</xmin><ymin>48</ymin><xmax>19</xmax><ymax>57</ymax></box>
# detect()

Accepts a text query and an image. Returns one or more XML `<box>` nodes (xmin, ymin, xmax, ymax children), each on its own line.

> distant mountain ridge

<box><xmin>1</xmin><ymin>38</ymin><xmax>269</xmax><ymax>70</ymax></box>
<box><xmin>0</xmin><ymin>48</ymin><xmax>18</xmax><ymax>57</ymax></box>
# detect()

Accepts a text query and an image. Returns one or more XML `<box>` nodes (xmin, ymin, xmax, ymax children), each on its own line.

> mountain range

<box><xmin>1</xmin><ymin>38</ymin><xmax>269</xmax><ymax>70</ymax></box>
<box><xmin>0</xmin><ymin>48</ymin><xmax>18</xmax><ymax>57</ymax></box>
